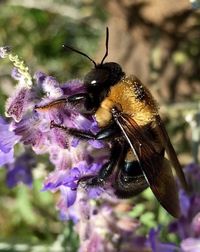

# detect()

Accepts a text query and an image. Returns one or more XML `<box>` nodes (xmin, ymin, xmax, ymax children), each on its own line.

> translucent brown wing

<box><xmin>112</xmin><ymin>110</ymin><xmax>180</xmax><ymax>217</ymax></box>
<box><xmin>155</xmin><ymin>115</ymin><xmax>188</xmax><ymax>191</ymax></box>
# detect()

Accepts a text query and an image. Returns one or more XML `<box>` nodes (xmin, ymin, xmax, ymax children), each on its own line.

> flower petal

<box><xmin>6</xmin><ymin>87</ymin><xmax>31</xmax><ymax>122</ymax></box>
<box><xmin>0</xmin><ymin>149</ymin><xmax>14</xmax><ymax>166</ymax></box>
<box><xmin>181</xmin><ymin>238</ymin><xmax>200</xmax><ymax>252</ymax></box>
<box><xmin>0</xmin><ymin>118</ymin><xmax>20</xmax><ymax>153</ymax></box>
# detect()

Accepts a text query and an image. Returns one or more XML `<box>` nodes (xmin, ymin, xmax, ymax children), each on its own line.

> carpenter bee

<box><xmin>36</xmin><ymin>28</ymin><xmax>187</xmax><ymax>218</ymax></box>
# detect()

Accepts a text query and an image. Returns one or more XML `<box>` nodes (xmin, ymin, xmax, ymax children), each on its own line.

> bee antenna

<box><xmin>62</xmin><ymin>44</ymin><xmax>97</xmax><ymax>67</ymax></box>
<box><xmin>100</xmin><ymin>27</ymin><xmax>109</xmax><ymax>65</ymax></box>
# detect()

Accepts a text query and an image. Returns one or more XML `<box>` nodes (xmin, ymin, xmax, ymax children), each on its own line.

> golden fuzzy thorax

<box><xmin>95</xmin><ymin>75</ymin><xmax>159</xmax><ymax>128</ymax></box>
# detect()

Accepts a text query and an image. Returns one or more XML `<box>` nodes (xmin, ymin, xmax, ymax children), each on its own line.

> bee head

<box><xmin>84</xmin><ymin>62</ymin><xmax>124</xmax><ymax>89</ymax></box>
<box><xmin>63</xmin><ymin>27</ymin><xmax>124</xmax><ymax>90</ymax></box>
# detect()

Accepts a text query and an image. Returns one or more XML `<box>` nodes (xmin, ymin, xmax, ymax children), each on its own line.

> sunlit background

<box><xmin>0</xmin><ymin>0</ymin><xmax>200</xmax><ymax>251</ymax></box>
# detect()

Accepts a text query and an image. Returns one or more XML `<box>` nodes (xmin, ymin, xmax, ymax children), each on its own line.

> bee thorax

<box><xmin>95</xmin><ymin>98</ymin><xmax>114</xmax><ymax>127</ymax></box>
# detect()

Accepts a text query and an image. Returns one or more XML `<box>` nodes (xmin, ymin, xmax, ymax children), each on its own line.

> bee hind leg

<box><xmin>79</xmin><ymin>140</ymin><xmax>123</xmax><ymax>187</ymax></box>
<box><xmin>50</xmin><ymin>121</ymin><xmax>123</xmax><ymax>186</ymax></box>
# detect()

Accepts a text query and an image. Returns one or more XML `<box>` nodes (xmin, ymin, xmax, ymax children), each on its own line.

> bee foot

<box><xmin>78</xmin><ymin>176</ymin><xmax>104</xmax><ymax>187</ymax></box>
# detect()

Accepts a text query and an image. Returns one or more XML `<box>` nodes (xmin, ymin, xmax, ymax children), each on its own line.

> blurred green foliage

<box><xmin>0</xmin><ymin>0</ymin><xmax>107</xmax><ymax>98</ymax></box>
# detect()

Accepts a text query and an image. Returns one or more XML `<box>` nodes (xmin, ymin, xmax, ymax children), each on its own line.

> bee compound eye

<box><xmin>85</xmin><ymin>67</ymin><xmax>110</xmax><ymax>87</ymax></box>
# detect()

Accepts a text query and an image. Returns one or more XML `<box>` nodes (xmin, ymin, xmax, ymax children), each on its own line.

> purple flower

<box><xmin>0</xmin><ymin>149</ymin><xmax>15</xmax><ymax>167</ymax></box>
<box><xmin>192</xmin><ymin>213</ymin><xmax>200</xmax><ymax>236</ymax></box>
<box><xmin>165</xmin><ymin>163</ymin><xmax>200</xmax><ymax>252</ymax></box>
<box><xmin>181</xmin><ymin>238</ymin><xmax>200</xmax><ymax>252</ymax></box>
<box><xmin>69</xmin><ymin>191</ymin><xmax>146</xmax><ymax>252</ymax></box>
<box><xmin>43</xmin><ymin>156</ymin><xmax>109</xmax><ymax>214</ymax></box>
<box><xmin>62</xmin><ymin>79</ymin><xmax>86</xmax><ymax>96</ymax></box>
<box><xmin>5</xmin><ymin>57</ymin><xmax>33</xmax><ymax>122</ymax></box>
<box><xmin>147</xmin><ymin>228</ymin><xmax>180</xmax><ymax>252</ymax></box>
<box><xmin>0</xmin><ymin>117</ymin><xmax>20</xmax><ymax>166</ymax></box>
<box><xmin>12</xmin><ymin>114</ymin><xmax>49</xmax><ymax>153</ymax></box>
<box><xmin>0</xmin><ymin>117</ymin><xmax>20</xmax><ymax>153</ymax></box>
<box><xmin>34</xmin><ymin>72</ymin><xmax>64</xmax><ymax>98</ymax></box>
<box><xmin>5</xmin><ymin>87</ymin><xmax>31</xmax><ymax>122</ymax></box>
<box><xmin>57</xmin><ymin>186</ymin><xmax>79</xmax><ymax>223</ymax></box>
<box><xmin>11</xmin><ymin>67</ymin><xmax>23</xmax><ymax>80</ymax></box>
<box><xmin>3</xmin><ymin>69</ymin><xmax>110</xmax><ymax>217</ymax></box>
<box><xmin>6</xmin><ymin>152</ymin><xmax>36</xmax><ymax>187</ymax></box>
<box><xmin>29</xmin><ymin>74</ymin><xmax>110</xmax><ymax>215</ymax></box>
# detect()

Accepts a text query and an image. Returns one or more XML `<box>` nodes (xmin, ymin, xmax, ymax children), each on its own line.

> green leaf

<box><xmin>140</xmin><ymin>212</ymin><xmax>156</xmax><ymax>228</ymax></box>
<box><xmin>129</xmin><ymin>203</ymin><xmax>145</xmax><ymax>218</ymax></box>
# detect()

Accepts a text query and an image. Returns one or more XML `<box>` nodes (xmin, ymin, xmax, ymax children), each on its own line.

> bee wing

<box><xmin>113</xmin><ymin>111</ymin><xmax>180</xmax><ymax>217</ymax></box>
<box><xmin>155</xmin><ymin>115</ymin><xmax>188</xmax><ymax>191</ymax></box>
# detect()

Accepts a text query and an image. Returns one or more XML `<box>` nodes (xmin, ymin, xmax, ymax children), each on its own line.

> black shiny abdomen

<box><xmin>113</xmin><ymin>158</ymin><xmax>148</xmax><ymax>198</ymax></box>
<box><xmin>122</xmin><ymin>160</ymin><xmax>143</xmax><ymax>177</ymax></box>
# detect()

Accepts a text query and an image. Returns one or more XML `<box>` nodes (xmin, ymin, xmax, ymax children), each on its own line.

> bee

<box><xmin>36</xmin><ymin>28</ymin><xmax>188</xmax><ymax>218</ymax></box>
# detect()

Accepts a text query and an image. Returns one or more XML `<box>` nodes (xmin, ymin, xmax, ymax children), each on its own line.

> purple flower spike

<box><xmin>1</xmin><ymin>60</ymin><xmax>112</xmax><ymax>231</ymax></box>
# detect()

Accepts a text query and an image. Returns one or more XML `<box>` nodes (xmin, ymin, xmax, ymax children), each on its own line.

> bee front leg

<box><xmin>35</xmin><ymin>93</ymin><xmax>94</xmax><ymax>112</ymax></box>
<box><xmin>50</xmin><ymin>121</ymin><xmax>120</xmax><ymax>141</ymax></box>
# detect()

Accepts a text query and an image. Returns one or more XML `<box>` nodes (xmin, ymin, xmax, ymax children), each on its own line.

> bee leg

<box><xmin>35</xmin><ymin>98</ymin><xmax>67</xmax><ymax>111</ymax></box>
<box><xmin>67</xmin><ymin>93</ymin><xmax>96</xmax><ymax>111</ymax></box>
<box><xmin>50</xmin><ymin>121</ymin><xmax>120</xmax><ymax>140</ymax></box>
<box><xmin>35</xmin><ymin>93</ymin><xmax>94</xmax><ymax>112</ymax></box>
<box><xmin>50</xmin><ymin>121</ymin><xmax>122</xmax><ymax>185</ymax></box>
<box><xmin>79</xmin><ymin>140</ymin><xmax>123</xmax><ymax>186</ymax></box>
